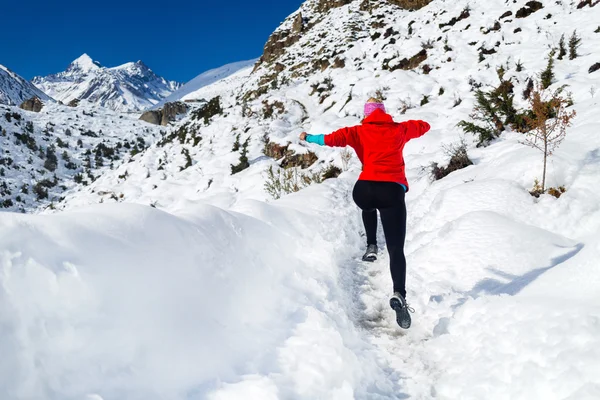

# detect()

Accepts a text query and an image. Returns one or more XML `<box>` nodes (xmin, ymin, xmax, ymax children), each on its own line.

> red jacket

<box><xmin>324</xmin><ymin>109</ymin><xmax>430</xmax><ymax>190</ymax></box>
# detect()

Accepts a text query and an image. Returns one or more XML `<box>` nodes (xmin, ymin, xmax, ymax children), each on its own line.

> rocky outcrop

<box><xmin>67</xmin><ymin>98</ymin><xmax>80</xmax><ymax>107</ymax></box>
<box><xmin>19</xmin><ymin>96</ymin><xmax>44</xmax><ymax>112</ymax></box>
<box><xmin>139</xmin><ymin>102</ymin><xmax>188</xmax><ymax>126</ymax></box>
<box><xmin>386</xmin><ymin>0</ymin><xmax>433</xmax><ymax>10</ymax></box>
<box><xmin>516</xmin><ymin>1</ymin><xmax>544</xmax><ymax>18</ymax></box>
<box><xmin>139</xmin><ymin>110</ymin><xmax>162</xmax><ymax>125</ymax></box>
<box><xmin>161</xmin><ymin>102</ymin><xmax>189</xmax><ymax>125</ymax></box>
<box><xmin>315</xmin><ymin>0</ymin><xmax>352</xmax><ymax>12</ymax></box>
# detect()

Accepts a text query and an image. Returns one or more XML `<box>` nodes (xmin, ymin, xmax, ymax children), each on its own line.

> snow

<box><xmin>1</xmin><ymin>0</ymin><xmax>600</xmax><ymax>398</ymax></box>
<box><xmin>155</xmin><ymin>59</ymin><xmax>258</xmax><ymax>108</ymax></box>
<box><xmin>68</xmin><ymin>53</ymin><xmax>102</xmax><ymax>72</ymax></box>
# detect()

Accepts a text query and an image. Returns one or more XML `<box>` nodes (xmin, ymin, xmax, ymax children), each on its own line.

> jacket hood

<box><xmin>362</xmin><ymin>108</ymin><xmax>395</xmax><ymax>125</ymax></box>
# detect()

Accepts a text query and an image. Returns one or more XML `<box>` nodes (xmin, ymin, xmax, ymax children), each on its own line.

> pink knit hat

<box><xmin>364</xmin><ymin>102</ymin><xmax>386</xmax><ymax>117</ymax></box>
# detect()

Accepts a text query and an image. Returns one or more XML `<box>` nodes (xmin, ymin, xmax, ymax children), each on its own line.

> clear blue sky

<box><xmin>0</xmin><ymin>0</ymin><xmax>303</xmax><ymax>83</ymax></box>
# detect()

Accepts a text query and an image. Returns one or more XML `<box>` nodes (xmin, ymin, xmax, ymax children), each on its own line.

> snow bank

<box><xmin>0</xmin><ymin>185</ymin><xmax>397</xmax><ymax>399</ymax></box>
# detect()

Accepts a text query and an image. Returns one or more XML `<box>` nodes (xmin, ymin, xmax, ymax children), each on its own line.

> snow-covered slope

<box><xmin>0</xmin><ymin>65</ymin><xmax>53</xmax><ymax>106</ymax></box>
<box><xmin>155</xmin><ymin>59</ymin><xmax>257</xmax><ymax>107</ymax></box>
<box><xmin>1</xmin><ymin>0</ymin><xmax>600</xmax><ymax>398</ymax></box>
<box><xmin>32</xmin><ymin>54</ymin><xmax>182</xmax><ymax>112</ymax></box>
<box><xmin>0</xmin><ymin>101</ymin><xmax>163</xmax><ymax>212</ymax></box>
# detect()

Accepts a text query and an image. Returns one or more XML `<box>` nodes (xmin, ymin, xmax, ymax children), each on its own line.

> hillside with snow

<box><xmin>0</xmin><ymin>101</ymin><xmax>164</xmax><ymax>212</ymax></box>
<box><xmin>32</xmin><ymin>54</ymin><xmax>181</xmax><ymax>112</ymax></box>
<box><xmin>1</xmin><ymin>0</ymin><xmax>600</xmax><ymax>399</ymax></box>
<box><xmin>0</xmin><ymin>65</ymin><xmax>53</xmax><ymax>106</ymax></box>
<box><xmin>155</xmin><ymin>59</ymin><xmax>258</xmax><ymax>107</ymax></box>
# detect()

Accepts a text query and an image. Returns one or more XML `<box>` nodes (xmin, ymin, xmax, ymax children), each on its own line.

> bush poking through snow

<box><xmin>340</xmin><ymin>148</ymin><xmax>353</xmax><ymax>171</ymax></box>
<box><xmin>430</xmin><ymin>140</ymin><xmax>473</xmax><ymax>180</ymax></box>
<box><xmin>558</xmin><ymin>35</ymin><xmax>567</xmax><ymax>60</ymax></box>
<box><xmin>230</xmin><ymin>138</ymin><xmax>250</xmax><ymax>175</ymax></box>
<box><xmin>530</xmin><ymin>179</ymin><xmax>566</xmax><ymax>198</ymax></box>
<box><xmin>516</xmin><ymin>59</ymin><xmax>524</xmax><ymax>72</ymax></box>
<box><xmin>321</xmin><ymin>164</ymin><xmax>342</xmax><ymax>180</ymax></box>
<box><xmin>373</xmin><ymin>86</ymin><xmax>390</xmax><ymax>101</ymax></box>
<box><xmin>540</xmin><ymin>50</ymin><xmax>556</xmax><ymax>89</ymax></box>
<box><xmin>547</xmin><ymin>185</ymin><xmax>567</xmax><ymax>198</ymax></box>
<box><xmin>458</xmin><ymin>71</ymin><xmax>528</xmax><ymax>145</ymax></box>
<box><xmin>190</xmin><ymin>97</ymin><xmax>222</xmax><ymax>124</ymax></box>
<box><xmin>264</xmin><ymin>165</ymin><xmax>323</xmax><ymax>200</ymax></box>
<box><xmin>262</xmin><ymin>100</ymin><xmax>285</xmax><ymax>119</ymax></box>
<box><xmin>523</xmin><ymin>82</ymin><xmax>576</xmax><ymax>193</ymax></box>
<box><xmin>569</xmin><ymin>31</ymin><xmax>582</xmax><ymax>60</ymax></box>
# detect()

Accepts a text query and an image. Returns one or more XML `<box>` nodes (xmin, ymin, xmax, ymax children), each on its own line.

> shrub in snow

<box><xmin>44</xmin><ymin>145</ymin><xmax>58</xmax><ymax>172</ymax></box>
<box><xmin>190</xmin><ymin>96</ymin><xmax>222</xmax><ymax>124</ymax></box>
<box><xmin>230</xmin><ymin>138</ymin><xmax>250</xmax><ymax>175</ymax></box>
<box><xmin>557</xmin><ymin>35</ymin><xmax>567</xmax><ymax>60</ymax></box>
<box><xmin>262</xmin><ymin>100</ymin><xmax>285</xmax><ymax>119</ymax></box>
<box><xmin>430</xmin><ymin>140</ymin><xmax>473</xmax><ymax>180</ymax></box>
<box><xmin>540</xmin><ymin>50</ymin><xmax>556</xmax><ymax>89</ymax></box>
<box><xmin>264</xmin><ymin>165</ymin><xmax>323</xmax><ymax>200</ymax></box>
<box><xmin>569</xmin><ymin>30</ymin><xmax>582</xmax><ymax>60</ymax></box>
<box><xmin>459</xmin><ymin>71</ymin><xmax>528</xmax><ymax>145</ymax></box>
<box><xmin>33</xmin><ymin>183</ymin><xmax>49</xmax><ymax>200</ymax></box>
<box><xmin>523</xmin><ymin>82</ymin><xmax>576</xmax><ymax>194</ymax></box>
<box><xmin>180</xmin><ymin>148</ymin><xmax>192</xmax><ymax>171</ymax></box>
<box><xmin>321</xmin><ymin>164</ymin><xmax>342</xmax><ymax>180</ymax></box>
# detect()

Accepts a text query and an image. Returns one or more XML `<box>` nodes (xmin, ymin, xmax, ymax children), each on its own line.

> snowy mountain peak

<box><xmin>67</xmin><ymin>53</ymin><xmax>102</xmax><ymax>72</ymax></box>
<box><xmin>32</xmin><ymin>56</ymin><xmax>182</xmax><ymax>112</ymax></box>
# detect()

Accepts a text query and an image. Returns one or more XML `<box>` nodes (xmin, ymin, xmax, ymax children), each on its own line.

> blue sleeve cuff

<box><xmin>305</xmin><ymin>134</ymin><xmax>325</xmax><ymax>146</ymax></box>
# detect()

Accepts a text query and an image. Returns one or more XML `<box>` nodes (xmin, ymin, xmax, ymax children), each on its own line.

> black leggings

<box><xmin>352</xmin><ymin>180</ymin><xmax>407</xmax><ymax>297</ymax></box>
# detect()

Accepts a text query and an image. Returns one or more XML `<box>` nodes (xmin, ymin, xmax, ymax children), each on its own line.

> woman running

<box><xmin>300</xmin><ymin>97</ymin><xmax>430</xmax><ymax>328</ymax></box>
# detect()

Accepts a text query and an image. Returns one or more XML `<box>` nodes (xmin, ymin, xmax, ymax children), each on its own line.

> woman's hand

<box><xmin>299</xmin><ymin>132</ymin><xmax>307</xmax><ymax>141</ymax></box>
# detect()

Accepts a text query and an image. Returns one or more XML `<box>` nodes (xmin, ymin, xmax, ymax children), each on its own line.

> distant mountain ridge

<box><xmin>32</xmin><ymin>54</ymin><xmax>182</xmax><ymax>112</ymax></box>
<box><xmin>0</xmin><ymin>64</ymin><xmax>53</xmax><ymax>106</ymax></box>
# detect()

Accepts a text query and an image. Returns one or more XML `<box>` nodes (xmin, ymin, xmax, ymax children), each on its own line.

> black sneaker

<box><xmin>390</xmin><ymin>292</ymin><xmax>414</xmax><ymax>329</ymax></box>
<box><xmin>362</xmin><ymin>244</ymin><xmax>378</xmax><ymax>262</ymax></box>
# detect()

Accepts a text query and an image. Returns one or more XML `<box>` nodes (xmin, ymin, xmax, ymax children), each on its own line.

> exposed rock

<box><xmin>19</xmin><ymin>96</ymin><xmax>44</xmax><ymax>112</ymax></box>
<box><xmin>258</xmin><ymin>30</ymin><xmax>302</xmax><ymax>67</ymax></box>
<box><xmin>589</xmin><ymin>63</ymin><xmax>600</xmax><ymax>74</ymax></box>
<box><xmin>139</xmin><ymin>110</ymin><xmax>163</xmax><ymax>125</ymax></box>
<box><xmin>439</xmin><ymin>8</ymin><xmax>471</xmax><ymax>29</ymax></box>
<box><xmin>386</xmin><ymin>0</ymin><xmax>433</xmax><ymax>10</ymax></box>
<box><xmin>139</xmin><ymin>101</ymin><xmax>188</xmax><ymax>126</ymax></box>
<box><xmin>383</xmin><ymin>49</ymin><xmax>428</xmax><ymax>72</ymax></box>
<box><xmin>315</xmin><ymin>0</ymin><xmax>352</xmax><ymax>13</ymax></box>
<box><xmin>292</xmin><ymin>13</ymin><xmax>304</xmax><ymax>33</ymax></box>
<box><xmin>160</xmin><ymin>102</ymin><xmax>189</xmax><ymax>125</ymax></box>
<box><xmin>499</xmin><ymin>11</ymin><xmax>513</xmax><ymax>19</ymax></box>
<box><xmin>516</xmin><ymin>1</ymin><xmax>544</xmax><ymax>18</ymax></box>
<box><xmin>332</xmin><ymin>57</ymin><xmax>346</xmax><ymax>69</ymax></box>
<box><xmin>67</xmin><ymin>98</ymin><xmax>80</xmax><ymax>107</ymax></box>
